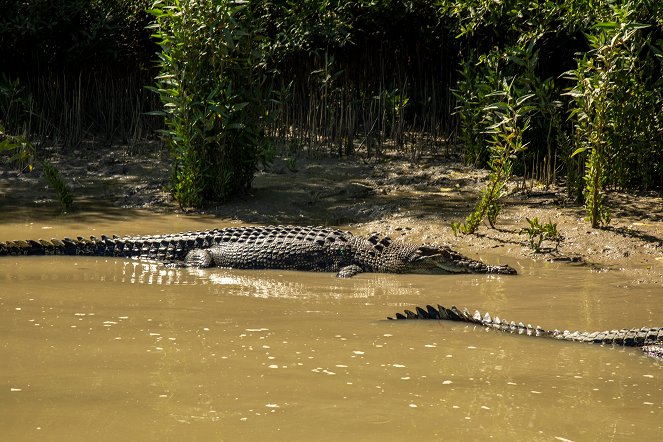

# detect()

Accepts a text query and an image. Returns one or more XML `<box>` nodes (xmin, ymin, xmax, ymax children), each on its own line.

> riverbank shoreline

<box><xmin>1</xmin><ymin>143</ymin><xmax>661</xmax><ymax>286</ymax></box>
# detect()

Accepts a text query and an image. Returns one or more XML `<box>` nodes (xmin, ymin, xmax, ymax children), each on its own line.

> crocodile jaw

<box><xmin>406</xmin><ymin>246</ymin><xmax>517</xmax><ymax>275</ymax></box>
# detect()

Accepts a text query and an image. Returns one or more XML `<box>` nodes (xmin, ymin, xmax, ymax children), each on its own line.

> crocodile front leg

<box><xmin>337</xmin><ymin>264</ymin><xmax>364</xmax><ymax>278</ymax></box>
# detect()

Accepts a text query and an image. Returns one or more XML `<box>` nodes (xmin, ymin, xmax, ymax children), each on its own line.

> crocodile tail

<box><xmin>0</xmin><ymin>236</ymin><xmax>127</xmax><ymax>257</ymax></box>
<box><xmin>0</xmin><ymin>235</ymin><xmax>177</xmax><ymax>258</ymax></box>
<box><xmin>550</xmin><ymin>327</ymin><xmax>663</xmax><ymax>347</ymax></box>
<box><xmin>0</xmin><ymin>232</ymin><xmax>219</xmax><ymax>261</ymax></box>
<box><xmin>388</xmin><ymin>304</ymin><xmax>483</xmax><ymax>324</ymax></box>
<box><xmin>390</xmin><ymin>304</ymin><xmax>568</xmax><ymax>342</ymax></box>
<box><xmin>388</xmin><ymin>304</ymin><xmax>663</xmax><ymax>348</ymax></box>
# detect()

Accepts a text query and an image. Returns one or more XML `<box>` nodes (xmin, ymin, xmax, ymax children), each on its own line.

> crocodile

<box><xmin>388</xmin><ymin>304</ymin><xmax>663</xmax><ymax>359</ymax></box>
<box><xmin>0</xmin><ymin>225</ymin><xmax>516</xmax><ymax>277</ymax></box>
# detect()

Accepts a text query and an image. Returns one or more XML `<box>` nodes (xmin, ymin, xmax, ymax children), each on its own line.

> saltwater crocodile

<box><xmin>388</xmin><ymin>304</ymin><xmax>663</xmax><ymax>359</ymax></box>
<box><xmin>0</xmin><ymin>225</ymin><xmax>516</xmax><ymax>277</ymax></box>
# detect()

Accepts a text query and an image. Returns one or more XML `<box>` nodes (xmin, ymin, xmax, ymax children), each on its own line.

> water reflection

<box><xmin>111</xmin><ymin>259</ymin><xmax>433</xmax><ymax>300</ymax></box>
<box><xmin>2</xmin><ymin>255</ymin><xmax>663</xmax><ymax>441</ymax></box>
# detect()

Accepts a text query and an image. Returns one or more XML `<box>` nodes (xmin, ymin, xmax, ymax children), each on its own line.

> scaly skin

<box><xmin>0</xmin><ymin>225</ymin><xmax>517</xmax><ymax>277</ymax></box>
<box><xmin>388</xmin><ymin>304</ymin><xmax>663</xmax><ymax>359</ymax></box>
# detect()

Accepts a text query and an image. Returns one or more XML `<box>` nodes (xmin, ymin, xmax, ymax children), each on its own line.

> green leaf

<box><xmin>515</xmin><ymin>93</ymin><xmax>535</xmax><ymax>106</ymax></box>
<box><xmin>594</xmin><ymin>22</ymin><xmax>618</xmax><ymax>31</ymax></box>
<box><xmin>623</xmin><ymin>22</ymin><xmax>651</xmax><ymax>32</ymax></box>
<box><xmin>570</xmin><ymin>147</ymin><xmax>588</xmax><ymax>157</ymax></box>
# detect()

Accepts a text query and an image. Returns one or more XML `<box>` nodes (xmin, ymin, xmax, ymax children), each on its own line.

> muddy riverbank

<box><xmin>1</xmin><ymin>143</ymin><xmax>661</xmax><ymax>286</ymax></box>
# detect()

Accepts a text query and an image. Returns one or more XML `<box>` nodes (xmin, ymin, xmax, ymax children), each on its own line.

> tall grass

<box><xmin>264</xmin><ymin>45</ymin><xmax>454</xmax><ymax>160</ymax></box>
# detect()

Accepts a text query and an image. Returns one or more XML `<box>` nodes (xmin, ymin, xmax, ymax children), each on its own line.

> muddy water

<box><xmin>1</xmin><ymin>214</ymin><xmax>663</xmax><ymax>441</ymax></box>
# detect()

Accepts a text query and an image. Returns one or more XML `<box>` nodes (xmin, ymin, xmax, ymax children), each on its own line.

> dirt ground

<box><xmin>1</xmin><ymin>143</ymin><xmax>662</xmax><ymax>286</ymax></box>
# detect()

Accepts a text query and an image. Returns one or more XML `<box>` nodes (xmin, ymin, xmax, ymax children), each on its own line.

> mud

<box><xmin>1</xmin><ymin>143</ymin><xmax>661</xmax><ymax>286</ymax></box>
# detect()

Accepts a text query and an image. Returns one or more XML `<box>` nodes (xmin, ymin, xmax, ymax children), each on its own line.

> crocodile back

<box><xmin>200</xmin><ymin>226</ymin><xmax>355</xmax><ymax>271</ymax></box>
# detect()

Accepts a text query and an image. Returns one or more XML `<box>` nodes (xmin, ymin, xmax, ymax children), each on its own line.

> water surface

<box><xmin>1</xmin><ymin>215</ymin><xmax>662</xmax><ymax>441</ymax></box>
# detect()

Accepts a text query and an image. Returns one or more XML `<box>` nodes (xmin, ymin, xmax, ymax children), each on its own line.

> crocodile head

<box><xmin>404</xmin><ymin>244</ymin><xmax>517</xmax><ymax>275</ymax></box>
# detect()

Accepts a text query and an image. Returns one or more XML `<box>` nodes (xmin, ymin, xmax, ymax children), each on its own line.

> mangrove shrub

<box><xmin>566</xmin><ymin>4</ymin><xmax>663</xmax><ymax>226</ymax></box>
<box><xmin>149</xmin><ymin>0</ymin><xmax>268</xmax><ymax>208</ymax></box>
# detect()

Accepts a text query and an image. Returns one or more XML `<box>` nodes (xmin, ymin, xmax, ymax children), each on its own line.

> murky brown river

<box><xmin>1</xmin><ymin>213</ymin><xmax>662</xmax><ymax>441</ymax></box>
